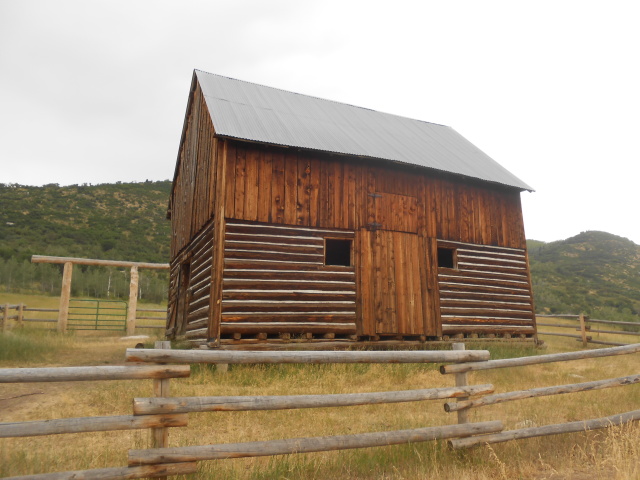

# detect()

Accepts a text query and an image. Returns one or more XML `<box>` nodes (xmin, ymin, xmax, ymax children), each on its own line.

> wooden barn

<box><xmin>166</xmin><ymin>70</ymin><xmax>537</xmax><ymax>348</ymax></box>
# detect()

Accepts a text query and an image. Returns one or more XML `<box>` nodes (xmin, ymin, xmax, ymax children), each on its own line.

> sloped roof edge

<box><xmin>194</xmin><ymin>69</ymin><xmax>533</xmax><ymax>192</ymax></box>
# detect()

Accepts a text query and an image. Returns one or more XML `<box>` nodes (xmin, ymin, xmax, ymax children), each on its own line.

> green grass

<box><xmin>0</xmin><ymin>327</ymin><xmax>73</xmax><ymax>363</ymax></box>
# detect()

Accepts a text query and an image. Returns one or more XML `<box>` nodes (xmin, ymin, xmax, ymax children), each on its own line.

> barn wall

<box><xmin>166</xmin><ymin>219</ymin><xmax>215</xmax><ymax>342</ymax></box>
<box><xmin>220</xmin><ymin>220</ymin><xmax>357</xmax><ymax>337</ymax></box>
<box><xmin>170</xmin><ymin>83</ymin><xmax>221</xmax><ymax>259</ymax></box>
<box><xmin>222</xmin><ymin>142</ymin><xmax>527</xmax><ymax>249</ymax></box>
<box><xmin>437</xmin><ymin>240</ymin><xmax>536</xmax><ymax>336</ymax></box>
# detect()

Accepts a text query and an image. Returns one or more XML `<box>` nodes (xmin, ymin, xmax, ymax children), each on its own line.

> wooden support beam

<box><xmin>133</xmin><ymin>384</ymin><xmax>495</xmax><ymax>414</ymax></box>
<box><xmin>128</xmin><ymin>421</ymin><xmax>504</xmax><ymax>465</ymax></box>
<box><xmin>449</xmin><ymin>410</ymin><xmax>640</xmax><ymax>449</ymax></box>
<box><xmin>31</xmin><ymin>255</ymin><xmax>169</xmax><ymax>270</ymax></box>
<box><xmin>126</xmin><ymin>348</ymin><xmax>491</xmax><ymax>365</ymax></box>
<box><xmin>0</xmin><ymin>365</ymin><xmax>190</xmax><ymax>383</ymax></box>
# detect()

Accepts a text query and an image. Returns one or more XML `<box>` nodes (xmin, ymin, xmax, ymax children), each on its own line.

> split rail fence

<box><xmin>537</xmin><ymin>313</ymin><xmax>640</xmax><ymax>347</ymax></box>
<box><xmin>2</xmin><ymin>342</ymin><xmax>639</xmax><ymax>479</ymax></box>
<box><xmin>0</xmin><ymin>303</ymin><xmax>166</xmax><ymax>334</ymax></box>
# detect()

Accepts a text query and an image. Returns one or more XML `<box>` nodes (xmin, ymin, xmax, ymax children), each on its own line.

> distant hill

<box><xmin>528</xmin><ymin>231</ymin><xmax>640</xmax><ymax>321</ymax></box>
<box><xmin>0</xmin><ymin>181</ymin><xmax>172</xmax><ymax>302</ymax></box>
<box><xmin>1</xmin><ymin>182</ymin><xmax>639</xmax><ymax>320</ymax></box>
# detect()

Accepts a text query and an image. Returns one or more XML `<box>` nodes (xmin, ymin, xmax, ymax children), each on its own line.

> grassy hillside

<box><xmin>0</xmin><ymin>181</ymin><xmax>172</xmax><ymax>302</ymax></box>
<box><xmin>1</xmin><ymin>182</ymin><xmax>639</xmax><ymax>320</ymax></box>
<box><xmin>528</xmin><ymin>231</ymin><xmax>640</xmax><ymax>321</ymax></box>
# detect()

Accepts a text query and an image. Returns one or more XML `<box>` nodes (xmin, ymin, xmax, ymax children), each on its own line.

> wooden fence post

<box><xmin>579</xmin><ymin>313</ymin><xmax>588</xmax><ymax>347</ymax></box>
<box><xmin>127</xmin><ymin>265</ymin><xmax>139</xmax><ymax>336</ymax></box>
<box><xmin>452</xmin><ymin>343</ymin><xmax>469</xmax><ymax>424</ymax></box>
<box><xmin>1</xmin><ymin>304</ymin><xmax>7</xmax><ymax>333</ymax></box>
<box><xmin>152</xmin><ymin>341</ymin><xmax>172</xmax><ymax>448</ymax></box>
<box><xmin>152</xmin><ymin>340</ymin><xmax>172</xmax><ymax>480</ymax></box>
<box><xmin>58</xmin><ymin>261</ymin><xmax>73</xmax><ymax>333</ymax></box>
<box><xmin>17</xmin><ymin>303</ymin><xmax>24</xmax><ymax>328</ymax></box>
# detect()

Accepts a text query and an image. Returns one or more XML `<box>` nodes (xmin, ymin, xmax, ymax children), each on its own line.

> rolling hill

<box><xmin>1</xmin><ymin>182</ymin><xmax>638</xmax><ymax>321</ymax></box>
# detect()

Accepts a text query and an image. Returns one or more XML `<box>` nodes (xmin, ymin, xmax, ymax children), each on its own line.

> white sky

<box><xmin>1</xmin><ymin>0</ymin><xmax>639</xmax><ymax>245</ymax></box>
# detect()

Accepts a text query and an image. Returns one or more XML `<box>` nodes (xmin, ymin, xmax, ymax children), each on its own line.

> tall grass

<box><xmin>1</xmin><ymin>329</ymin><xmax>638</xmax><ymax>478</ymax></box>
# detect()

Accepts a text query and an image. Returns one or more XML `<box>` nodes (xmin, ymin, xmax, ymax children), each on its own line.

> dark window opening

<box><xmin>437</xmin><ymin>247</ymin><xmax>456</xmax><ymax>269</ymax></box>
<box><xmin>325</xmin><ymin>239</ymin><xmax>352</xmax><ymax>267</ymax></box>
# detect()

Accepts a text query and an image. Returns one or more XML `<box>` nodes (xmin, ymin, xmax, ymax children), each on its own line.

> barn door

<box><xmin>359</xmin><ymin>229</ymin><xmax>425</xmax><ymax>336</ymax></box>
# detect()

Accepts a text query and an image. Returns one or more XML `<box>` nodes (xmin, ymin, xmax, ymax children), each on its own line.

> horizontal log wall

<box><xmin>167</xmin><ymin>219</ymin><xmax>215</xmax><ymax>339</ymax></box>
<box><xmin>221</xmin><ymin>220</ymin><xmax>356</xmax><ymax>336</ymax></box>
<box><xmin>437</xmin><ymin>240</ymin><xmax>536</xmax><ymax>336</ymax></box>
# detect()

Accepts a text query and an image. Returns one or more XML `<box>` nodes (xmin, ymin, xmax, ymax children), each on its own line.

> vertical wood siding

<box><xmin>221</xmin><ymin>221</ymin><xmax>356</xmax><ymax>336</ymax></box>
<box><xmin>170</xmin><ymin>83</ymin><xmax>220</xmax><ymax>259</ymax></box>
<box><xmin>437</xmin><ymin>240</ymin><xmax>536</xmax><ymax>335</ymax></box>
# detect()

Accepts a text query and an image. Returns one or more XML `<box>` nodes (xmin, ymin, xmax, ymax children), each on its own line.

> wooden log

<box><xmin>445</xmin><ymin>374</ymin><xmax>640</xmax><ymax>412</ymax></box>
<box><xmin>452</xmin><ymin>343</ymin><xmax>469</xmax><ymax>424</ymax></box>
<box><xmin>126</xmin><ymin>349</ymin><xmax>491</xmax><ymax>365</ymax></box>
<box><xmin>4</xmin><ymin>462</ymin><xmax>197</xmax><ymax>480</ymax></box>
<box><xmin>31</xmin><ymin>255</ymin><xmax>169</xmax><ymax>270</ymax></box>
<box><xmin>57</xmin><ymin>262</ymin><xmax>73</xmax><ymax>333</ymax></box>
<box><xmin>220</xmin><ymin>323</ymin><xmax>357</xmax><ymax>335</ymax></box>
<box><xmin>133</xmin><ymin>384</ymin><xmax>495</xmax><ymax>414</ymax></box>
<box><xmin>2</xmin><ymin>303</ymin><xmax>7</xmax><ymax>333</ymax></box>
<box><xmin>441</xmin><ymin>343</ymin><xmax>640</xmax><ymax>374</ymax></box>
<box><xmin>126</xmin><ymin>266</ymin><xmax>139</xmax><ymax>336</ymax></box>
<box><xmin>23</xmin><ymin>307</ymin><xmax>59</xmax><ymax>312</ymax></box>
<box><xmin>536</xmin><ymin>331</ymin><xmax>592</xmax><ymax>340</ymax></box>
<box><xmin>129</xmin><ymin>421</ymin><xmax>504</xmax><ymax>465</ymax></box>
<box><xmin>579</xmin><ymin>313</ymin><xmax>588</xmax><ymax>346</ymax></box>
<box><xmin>152</xmin><ymin>341</ymin><xmax>172</xmax><ymax>451</ymax></box>
<box><xmin>0</xmin><ymin>414</ymin><xmax>187</xmax><ymax>438</ymax></box>
<box><xmin>0</xmin><ymin>365</ymin><xmax>190</xmax><ymax>383</ymax></box>
<box><xmin>449</xmin><ymin>409</ymin><xmax>640</xmax><ymax>449</ymax></box>
<box><xmin>585</xmin><ymin>329</ymin><xmax>640</xmax><ymax>336</ymax></box>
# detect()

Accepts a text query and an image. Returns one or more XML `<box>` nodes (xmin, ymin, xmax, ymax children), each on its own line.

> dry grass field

<box><xmin>0</xmin><ymin>298</ymin><xmax>638</xmax><ymax>479</ymax></box>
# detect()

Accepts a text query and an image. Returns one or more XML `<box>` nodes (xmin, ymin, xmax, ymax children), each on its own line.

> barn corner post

<box><xmin>452</xmin><ymin>343</ymin><xmax>469</xmax><ymax>424</ymax></box>
<box><xmin>126</xmin><ymin>265</ymin><xmax>139</xmax><ymax>336</ymax></box>
<box><xmin>58</xmin><ymin>261</ymin><xmax>73</xmax><ymax>333</ymax></box>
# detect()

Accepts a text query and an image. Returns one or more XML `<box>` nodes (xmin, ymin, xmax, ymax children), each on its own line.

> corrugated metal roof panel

<box><xmin>195</xmin><ymin>70</ymin><xmax>533</xmax><ymax>191</ymax></box>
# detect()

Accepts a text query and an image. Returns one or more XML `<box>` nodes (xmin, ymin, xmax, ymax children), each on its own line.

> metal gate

<box><xmin>68</xmin><ymin>299</ymin><xmax>128</xmax><ymax>331</ymax></box>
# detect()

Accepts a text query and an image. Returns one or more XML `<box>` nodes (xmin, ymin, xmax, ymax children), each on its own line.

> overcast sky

<box><xmin>2</xmin><ymin>1</ymin><xmax>639</xmax><ymax>245</ymax></box>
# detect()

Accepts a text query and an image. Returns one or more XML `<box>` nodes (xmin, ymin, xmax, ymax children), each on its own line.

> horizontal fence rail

<box><xmin>449</xmin><ymin>410</ymin><xmax>640</xmax><ymax>449</ymax></box>
<box><xmin>0</xmin><ymin>365</ymin><xmax>190</xmax><ymax>383</ymax></box>
<box><xmin>1</xmin><ymin>303</ymin><xmax>167</xmax><ymax>333</ymax></box>
<box><xmin>125</xmin><ymin>348</ymin><xmax>491</xmax><ymax>364</ymax></box>
<box><xmin>440</xmin><ymin>342</ymin><xmax>640</xmax><ymax>374</ymax></box>
<box><xmin>133</xmin><ymin>384</ymin><xmax>495</xmax><ymax>414</ymax></box>
<box><xmin>537</xmin><ymin>313</ymin><xmax>640</xmax><ymax>346</ymax></box>
<box><xmin>128</xmin><ymin>421</ymin><xmax>504</xmax><ymax>465</ymax></box>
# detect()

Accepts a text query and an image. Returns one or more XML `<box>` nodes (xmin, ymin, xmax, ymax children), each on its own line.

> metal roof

<box><xmin>195</xmin><ymin>70</ymin><xmax>533</xmax><ymax>191</ymax></box>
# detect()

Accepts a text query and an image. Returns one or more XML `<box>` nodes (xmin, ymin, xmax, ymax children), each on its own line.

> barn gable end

<box><xmin>167</xmin><ymin>70</ymin><xmax>537</xmax><ymax>347</ymax></box>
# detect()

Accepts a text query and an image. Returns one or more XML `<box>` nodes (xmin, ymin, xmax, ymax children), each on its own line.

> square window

<box><xmin>437</xmin><ymin>247</ymin><xmax>456</xmax><ymax>269</ymax></box>
<box><xmin>325</xmin><ymin>239</ymin><xmax>352</xmax><ymax>267</ymax></box>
